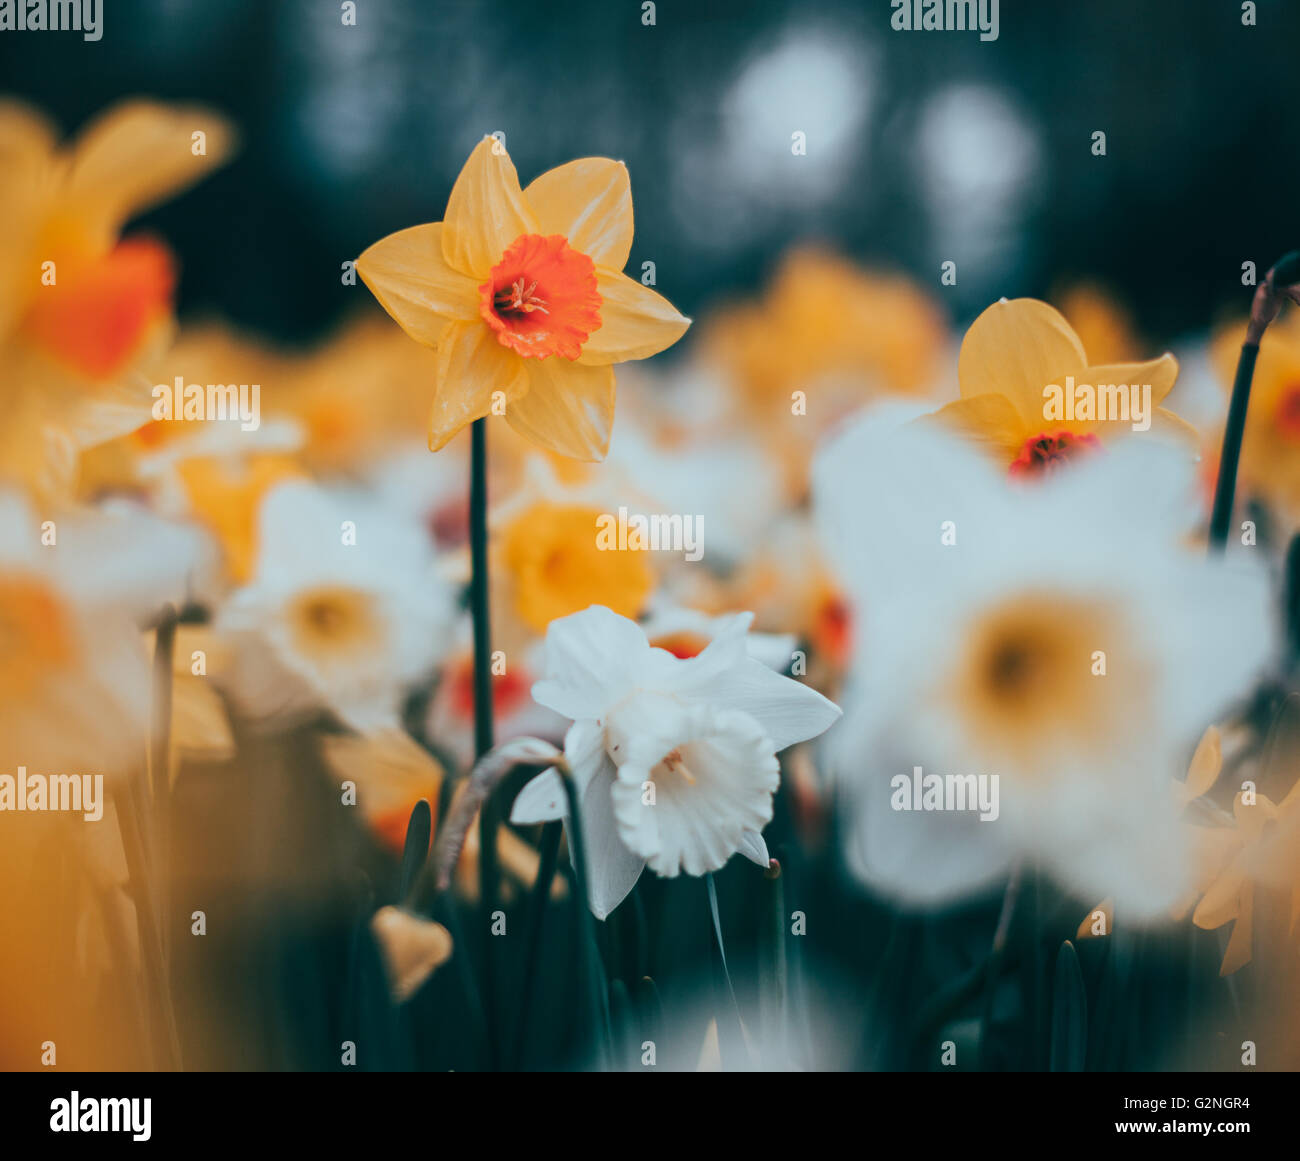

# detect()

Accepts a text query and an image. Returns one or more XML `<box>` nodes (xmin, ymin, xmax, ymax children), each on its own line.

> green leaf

<box><xmin>1050</xmin><ymin>939</ymin><xmax>1088</xmax><ymax>1072</ymax></box>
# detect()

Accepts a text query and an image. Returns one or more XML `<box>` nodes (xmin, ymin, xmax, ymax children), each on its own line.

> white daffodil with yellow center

<box><xmin>511</xmin><ymin>605</ymin><xmax>840</xmax><ymax>918</ymax></box>
<box><xmin>813</xmin><ymin>406</ymin><xmax>1274</xmax><ymax>919</ymax></box>
<box><xmin>215</xmin><ymin>480</ymin><xmax>455</xmax><ymax>731</ymax></box>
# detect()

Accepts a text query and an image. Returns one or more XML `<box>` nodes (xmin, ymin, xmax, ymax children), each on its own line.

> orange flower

<box><xmin>357</xmin><ymin>138</ymin><xmax>691</xmax><ymax>460</ymax></box>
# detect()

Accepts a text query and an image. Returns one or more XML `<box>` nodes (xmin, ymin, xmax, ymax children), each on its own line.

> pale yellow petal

<box><xmin>441</xmin><ymin>136</ymin><xmax>537</xmax><ymax>279</ymax></box>
<box><xmin>578</xmin><ymin>268</ymin><xmax>690</xmax><ymax>366</ymax></box>
<box><xmin>1233</xmin><ymin>791</ymin><xmax>1277</xmax><ymax>842</ymax></box>
<box><xmin>1085</xmin><ymin>354</ymin><xmax>1179</xmax><ymax>409</ymax></box>
<box><xmin>430</xmin><ymin>321</ymin><xmax>529</xmax><ymax>451</ymax></box>
<box><xmin>1147</xmin><ymin>407</ymin><xmax>1201</xmax><ymax>446</ymax></box>
<box><xmin>1183</xmin><ymin>726</ymin><xmax>1223</xmax><ymax>802</ymax></box>
<box><xmin>506</xmin><ymin>357</ymin><xmax>616</xmax><ymax>461</ymax></box>
<box><xmin>371</xmin><ymin>906</ymin><xmax>453</xmax><ymax>1002</ymax></box>
<box><xmin>958</xmin><ymin>298</ymin><xmax>1087</xmax><ymax>426</ymax></box>
<box><xmin>919</xmin><ymin>393</ymin><xmax>1028</xmax><ymax>463</ymax></box>
<box><xmin>1219</xmin><ymin>897</ymin><xmax>1254</xmax><ymax>976</ymax></box>
<box><xmin>66</xmin><ymin>101</ymin><xmax>236</xmax><ymax>240</ymax></box>
<box><xmin>0</xmin><ymin>99</ymin><xmax>58</xmax><ymax>167</ymax></box>
<box><xmin>1075</xmin><ymin>898</ymin><xmax>1113</xmax><ymax>940</ymax></box>
<box><xmin>357</xmin><ymin>222</ymin><xmax>481</xmax><ymax>347</ymax></box>
<box><xmin>524</xmin><ymin>158</ymin><xmax>633</xmax><ymax>270</ymax></box>
<box><xmin>1193</xmin><ymin>868</ymin><xmax>1244</xmax><ymax>930</ymax></box>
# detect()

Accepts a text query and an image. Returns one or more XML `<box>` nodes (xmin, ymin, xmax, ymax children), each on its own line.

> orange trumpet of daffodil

<box><xmin>356</xmin><ymin>137</ymin><xmax>691</xmax><ymax>460</ymax></box>
<box><xmin>924</xmin><ymin>297</ymin><xmax>1194</xmax><ymax>476</ymax></box>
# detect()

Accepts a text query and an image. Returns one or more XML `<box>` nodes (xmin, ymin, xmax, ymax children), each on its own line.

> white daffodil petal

<box><xmin>694</xmin><ymin>657</ymin><xmax>841</xmax><ymax>753</ymax></box>
<box><xmin>510</xmin><ymin>769</ymin><xmax>568</xmax><ymax>825</ymax></box>
<box><xmin>738</xmin><ymin>829</ymin><xmax>771</xmax><ymax>868</ymax></box>
<box><xmin>531</xmin><ymin>605</ymin><xmax>648</xmax><ymax>721</ymax></box>
<box><xmin>570</xmin><ymin>759</ymin><xmax>645</xmax><ymax>920</ymax></box>
<box><xmin>844</xmin><ymin>771</ymin><xmax>1016</xmax><ymax>906</ymax></box>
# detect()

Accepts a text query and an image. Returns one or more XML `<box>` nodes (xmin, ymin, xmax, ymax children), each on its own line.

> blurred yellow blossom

<box><xmin>0</xmin><ymin>100</ymin><xmax>233</xmax><ymax>496</ymax></box>
<box><xmin>498</xmin><ymin>499</ymin><xmax>654</xmax><ymax>634</ymax></box>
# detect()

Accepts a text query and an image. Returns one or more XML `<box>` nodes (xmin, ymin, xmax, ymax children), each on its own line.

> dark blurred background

<box><xmin>2</xmin><ymin>0</ymin><xmax>1296</xmax><ymax>348</ymax></box>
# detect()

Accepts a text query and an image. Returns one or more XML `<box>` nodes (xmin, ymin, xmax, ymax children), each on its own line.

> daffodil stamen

<box><xmin>495</xmin><ymin>278</ymin><xmax>550</xmax><ymax>316</ymax></box>
<box><xmin>661</xmin><ymin>746</ymin><xmax>697</xmax><ymax>785</ymax></box>
<box><xmin>1008</xmin><ymin>430</ymin><xmax>1101</xmax><ymax>477</ymax></box>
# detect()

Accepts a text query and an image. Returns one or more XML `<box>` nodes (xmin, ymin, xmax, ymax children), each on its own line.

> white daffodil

<box><xmin>0</xmin><ymin>490</ymin><xmax>200</xmax><ymax>776</ymax></box>
<box><xmin>215</xmin><ymin>479</ymin><xmax>455</xmax><ymax>731</ymax></box>
<box><xmin>511</xmin><ymin>605</ymin><xmax>840</xmax><ymax>918</ymax></box>
<box><xmin>812</xmin><ymin>406</ymin><xmax>1274</xmax><ymax>920</ymax></box>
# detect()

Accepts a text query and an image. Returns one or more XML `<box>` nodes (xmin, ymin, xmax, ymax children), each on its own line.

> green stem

<box><xmin>511</xmin><ymin>819</ymin><xmax>562</xmax><ymax>1068</ymax></box>
<box><xmin>1208</xmin><ymin>342</ymin><xmax>1259</xmax><ymax>552</ymax></box>
<box><xmin>149</xmin><ymin>605</ymin><xmax>176</xmax><ymax>971</ymax></box>
<box><xmin>559</xmin><ymin>772</ymin><xmax>610</xmax><ymax>1069</ymax></box>
<box><xmin>468</xmin><ymin>417</ymin><xmax>500</xmax><ymax>1066</ymax></box>
<box><xmin>758</xmin><ymin>857</ymin><xmax>788</xmax><ymax>1065</ymax></box>
<box><xmin>1210</xmin><ymin>251</ymin><xmax>1300</xmax><ymax>552</ymax></box>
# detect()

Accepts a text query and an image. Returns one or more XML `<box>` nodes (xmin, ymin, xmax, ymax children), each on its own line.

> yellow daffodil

<box><xmin>704</xmin><ymin>246</ymin><xmax>948</xmax><ymax>409</ymax></box>
<box><xmin>1174</xmin><ymin>721</ymin><xmax>1300</xmax><ymax>976</ymax></box>
<box><xmin>498</xmin><ymin>499</ymin><xmax>654</xmax><ymax>633</ymax></box>
<box><xmin>356</xmin><ymin>137</ymin><xmax>691</xmax><ymax>460</ymax></box>
<box><xmin>925</xmin><ymin>298</ymin><xmax>1194</xmax><ymax>476</ymax></box>
<box><xmin>702</xmin><ymin>247</ymin><xmax>948</xmax><ymax>501</ymax></box>
<box><xmin>1192</xmin><ymin>786</ymin><xmax>1298</xmax><ymax>976</ymax></box>
<box><xmin>1210</xmin><ymin>310</ymin><xmax>1300</xmax><ymax>526</ymax></box>
<box><xmin>0</xmin><ymin>99</ymin><xmax>233</xmax><ymax>496</ymax></box>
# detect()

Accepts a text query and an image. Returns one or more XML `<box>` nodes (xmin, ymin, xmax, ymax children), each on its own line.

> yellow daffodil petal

<box><xmin>1085</xmin><ymin>354</ymin><xmax>1179</xmax><ymax>409</ymax></box>
<box><xmin>441</xmin><ymin>136</ymin><xmax>537</xmax><ymax>279</ymax></box>
<box><xmin>0</xmin><ymin>99</ymin><xmax>57</xmax><ymax>166</ymax></box>
<box><xmin>578</xmin><ymin>268</ymin><xmax>690</xmax><ymax>365</ymax></box>
<box><xmin>921</xmin><ymin>393</ymin><xmax>1028</xmax><ymax>462</ymax></box>
<box><xmin>356</xmin><ymin>222</ymin><xmax>481</xmax><ymax>347</ymax></box>
<box><xmin>1233</xmin><ymin>791</ymin><xmax>1277</xmax><ymax>841</ymax></box>
<box><xmin>430</xmin><ymin>321</ymin><xmax>529</xmax><ymax>451</ymax></box>
<box><xmin>1183</xmin><ymin>726</ymin><xmax>1222</xmax><ymax>802</ymax></box>
<box><xmin>1075</xmin><ymin>898</ymin><xmax>1113</xmax><ymax>940</ymax></box>
<box><xmin>506</xmin><ymin>357</ymin><xmax>616</xmax><ymax>461</ymax></box>
<box><xmin>1147</xmin><ymin>407</ymin><xmax>1201</xmax><ymax>447</ymax></box>
<box><xmin>1192</xmin><ymin>867</ymin><xmax>1244</xmax><ymax>930</ymax></box>
<box><xmin>958</xmin><ymin>298</ymin><xmax>1087</xmax><ymax>426</ymax></box>
<box><xmin>524</xmin><ymin>158</ymin><xmax>633</xmax><ymax>270</ymax></box>
<box><xmin>66</xmin><ymin>100</ymin><xmax>236</xmax><ymax>243</ymax></box>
